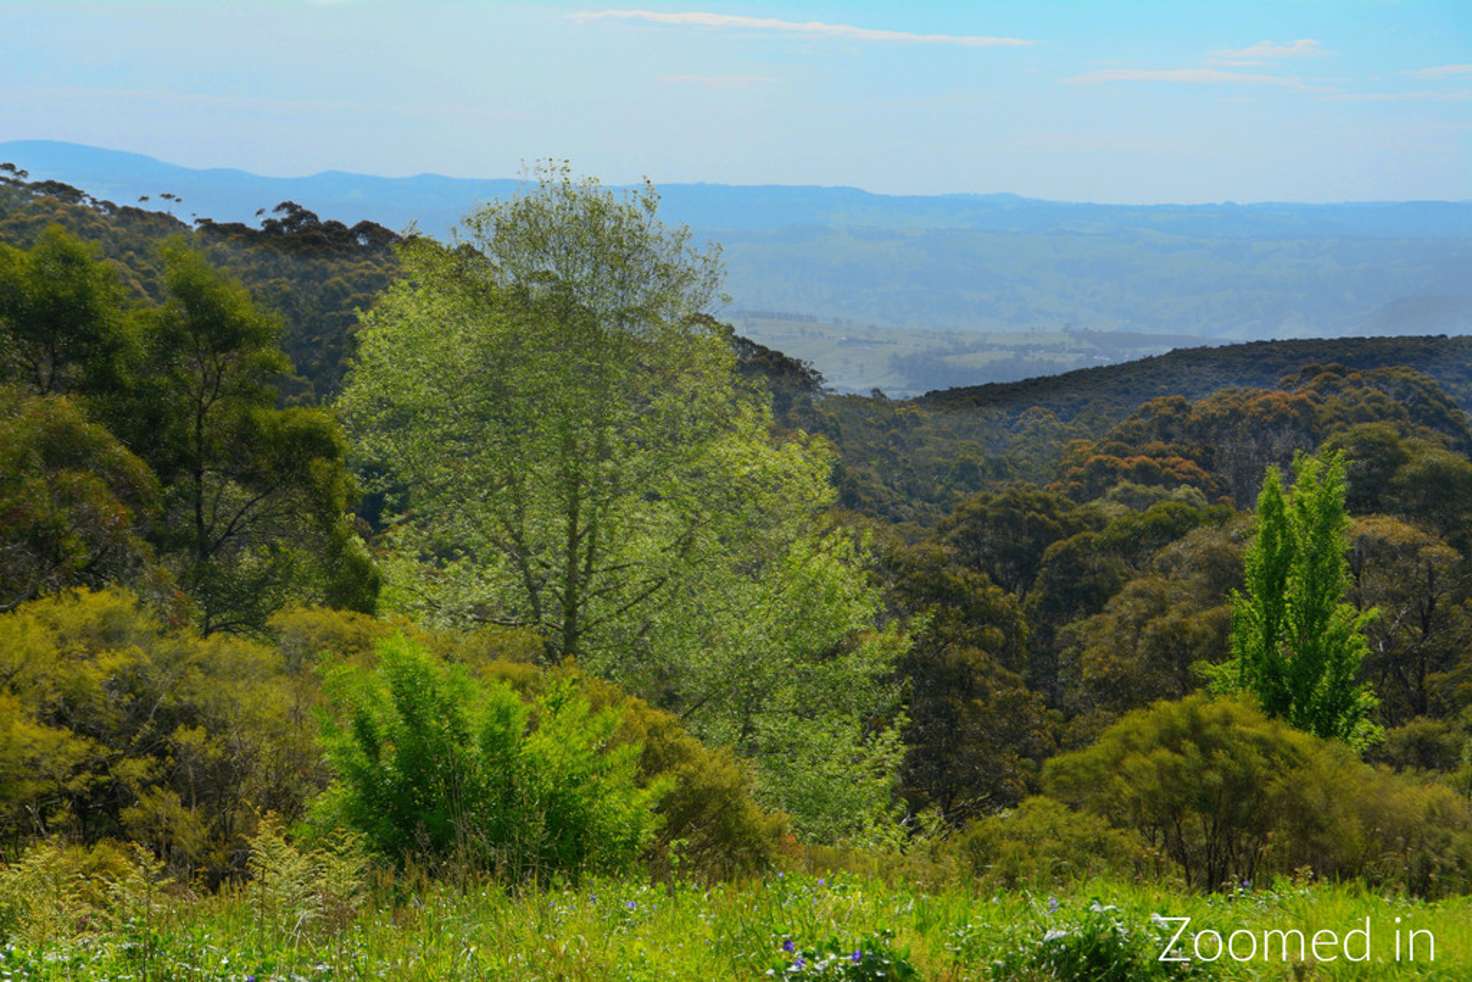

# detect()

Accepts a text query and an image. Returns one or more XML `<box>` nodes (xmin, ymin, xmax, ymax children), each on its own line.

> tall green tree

<box><xmin>1225</xmin><ymin>450</ymin><xmax>1380</xmax><ymax>746</ymax></box>
<box><xmin>129</xmin><ymin>244</ymin><xmax>377</xmax><ymax>634</ymax></box>
<box><xmin>339</xmin><ymin>165</ymin><xmax>904</xmax><ymax>839</ymax></box>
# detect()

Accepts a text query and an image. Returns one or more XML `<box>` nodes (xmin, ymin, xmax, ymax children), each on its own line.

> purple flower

<box><xmin>793</xmin><ymin>956</ymin><xmax>806</xmax><ymax>969</ymax></box>
<box><xmin>1047</xmin><ymin>896</ymin><xmax>1059</xmax><ymax>913</ymax></box>
<box><xmin>625</xmin><ymin>900</ymin><xmax>637</xmax><ymax>910</ymax></box>
<box><xmin>817</xmin><ymin>878</ymin><xmax>825</xmax><ymax>886</ymax></box>
<box><xmin>782</xmin><ymin>939</ymin><xmax>796</xmax><ymax>953</ymax></box>
<box><xmin>851</xmin><ymin>950</ymin><xmax>862</xmax><ymax>963</ymax></box>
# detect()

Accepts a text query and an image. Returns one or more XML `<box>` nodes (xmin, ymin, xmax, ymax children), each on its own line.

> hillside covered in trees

<box><xmin>6</xmin><ymin>166</ymin><xmax>1472</xmax><ymax>976</ymax></box>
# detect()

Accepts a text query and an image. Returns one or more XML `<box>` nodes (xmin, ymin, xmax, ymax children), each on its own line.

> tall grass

<box><xmin>3</xmin><ymin>863</ymin><xmax>1470</xmax><ymax>979</ymax></box>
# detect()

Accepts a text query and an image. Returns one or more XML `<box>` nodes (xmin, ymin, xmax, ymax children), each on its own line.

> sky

<box><xmin>2</xmin><ymin>0</ymin><xmax>1470</xmax><ymax>202</ymax></box>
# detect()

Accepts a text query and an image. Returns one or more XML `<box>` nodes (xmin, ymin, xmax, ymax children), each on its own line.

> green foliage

<box><xmin>0</xmin><ymin>180</ymin><xmax>398</xmax><ymax>401</ymax></box>
<box><xmin>125</xmin><ymin>243</ymin><xmax>377</xmax><ymax>634</ymax></box>
<box><xmin>768</xmin><ymin>928</ymin><xmax>918</xmax><ymax>979</ymax></box>
<box><xmin>1046</xmin><ymin>693</ymin><xmax>1472</xmax><ymax>896</ymax></box>
<box><xmin>0</xmin><ymin>223</ymin><xmax>376</xmax><ymax>634</ymax></box>
<box><xmin>340</xmin><ymin>169</ymin><xmax>904</xmax><ymax>843</ymax></box>
<box><xmin>16</xmin><ymin>864</ymin><xmax>1472</xmax><ymax>979</ymax></box>
<box><xmin>953</xmin><ymin>797</ymin><xmax>1152</xmax><ymax>890</ymax></box>
<box><xmin>311</xmin><ymin>636</ymin><xmax>665</xmax><ymax>880</ymax></box>
<box><xmin>0</xmin><ymin>387</ymin><xmax>158</xmax><ymax>611</ymax></box>
<box><xmin>991</xmin><ymin>899</ymin><xmax>1191</xmax><ymax>981</ymax></box>
<box><xmin>0</xmin><ymin>225</ymin><xmax>136</xmax><ymax>397</ymax></box>
<box><xmin>940</xmin><ymin>484</ymin><xmax>1093</xmax><ymax>597</ymax></box>
<box><xmin>0</xmin><ymin>588</ymin><xmax>325</xmax><ymax>879</ymax></box>
<box><xmin>1225</xmin><ymin>450</ymin><xmax>1381</xmax><ymax>746</ymax></box>
<box><xmin>600</xmin><ymin>689</ymin><xmax>786</xmax><ymax>880</ymax></box>
<box><xmin>0</xmin><ymin>838</ymin><xmax>171</xmax><ymax>949</ymax></box>
<box><xmin>243</xmin><ymin>813</ymin><xmax>367</xmax><ymax>945</ymax></box>
<box><xmin>1056</xmin><ymin>523</ymin><xmax>1238</xmax><ymax>737</ymax></box>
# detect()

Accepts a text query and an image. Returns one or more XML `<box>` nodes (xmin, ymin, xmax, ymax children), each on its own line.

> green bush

<box><xmin>1045</xmin><ymin>693</ymin><xmax>1472</xmax><ymax>896</ymax></box>
<box><xmin>953</xmin><ymin>796</ymin><xmax>1154</xmax><ymax>889</ymax></box>
<box><xmin>0</xmin><ymin>588</ymin><xmax>321</xmax><ymax>880</ymax></box>
<box><xmin>309</xmin><ymin>636</ymin><xmax>666</xmax><ymax>880</ymax></box>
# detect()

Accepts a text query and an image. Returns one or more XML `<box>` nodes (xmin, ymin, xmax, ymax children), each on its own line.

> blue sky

<box><xmin>2</xmin><ymin>1</ymin><xmax>1469</xmax><ymax>201</ymax></box>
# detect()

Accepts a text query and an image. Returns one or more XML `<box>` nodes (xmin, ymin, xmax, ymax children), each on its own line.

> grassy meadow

<box><xmin>3</xmin><ymin>865</ymin><xmax>1469</xmax><ymax>980</ymax></box>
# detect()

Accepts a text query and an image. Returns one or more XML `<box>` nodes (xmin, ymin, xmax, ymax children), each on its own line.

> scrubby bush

<box><xmin>0</xmin><ymin>588</ymin><xmax>321</xmax><ymax>880</ymax></box>
<box><xmin>611</xmin><ymin>694</ymin><xmax>787</xmax><ymax>880</ymax></box>
<box><xmin>953</xmin><ymin>797</ymin><xmax>1155</xmax><ymax>889</ymax></box>
<box><xmin>309</xmin><ymin>636</ymin><xmax>666</xmax><ymax>880</ymax></box>
<box><xmin>1045</xmin><ymin>693</ymin><xmax>1472</xmax><ymax>896</ymax></box>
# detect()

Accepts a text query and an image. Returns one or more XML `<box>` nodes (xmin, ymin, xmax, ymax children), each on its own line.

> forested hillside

<box><xmin>6</xmin><ymin>165</ymin><xmax>1472</xmax><ymax>977</ymax></box>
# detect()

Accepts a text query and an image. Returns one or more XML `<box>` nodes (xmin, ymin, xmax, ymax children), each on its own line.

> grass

<box><xmin>4</xmin><ymin>870</ymin><xmax>1471</xmax><ymax>980</ymax></box>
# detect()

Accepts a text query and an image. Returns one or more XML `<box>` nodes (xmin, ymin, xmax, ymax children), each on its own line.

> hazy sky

<box><xmin>3</xmin><ymin>1</ymin><xmax>1470</xmax><ymax>202</ymax></box>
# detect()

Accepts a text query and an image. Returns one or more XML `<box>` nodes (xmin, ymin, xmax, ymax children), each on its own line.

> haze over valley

<box><xmin>7</xmin><ymin>138</ymin><xmax>1470</xmax><ymax>394</ymax></box>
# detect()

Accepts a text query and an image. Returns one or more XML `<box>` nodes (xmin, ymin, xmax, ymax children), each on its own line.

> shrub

<box><xmin>0</xmin><ymin>588</ymin><xmax>320</xmax><ymax>881</ymax></box>
<box><xmin>1045</xmin><ymin>694</ymin><xmax>1312</xmax><ymax>891</ymax></box>
<box><xmin>1045</xmin><ymin>693</ymin><xmax>1472</xmax><ymax>896</ymax></box>
<box><xmin>953</xmin><ymin>797</ymin><xmax>1155</xmax><ymax>889</ymax></box>
<box><xmin>453</xmin><ymin>664</ymin><xmax>787</xmax><ymax>880</ymax></box>
<box><xmin>614</xmin><ymin>696</ymin><xmax>787</xmax><ymax>880</ymax></box>
<box><xmin>309</xmin><ymin>636</ymin><xmax>666</xmax><ymax>880</ymax></box>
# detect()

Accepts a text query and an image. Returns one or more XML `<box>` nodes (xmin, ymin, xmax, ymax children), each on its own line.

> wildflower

<box><xmin>817</xmin><ymin>878</ymin><xmax>825</xmax><ymax>886</ymax></box>
<box><xmin>851</xmin><ymin>950</ymin><xmax>862</xmax><ymax>963</ymax></box>
<box><xmin>793</xmin><ymin>956</ymin><xmax>806</xmax><ymax>969</ymax></box>
<box><xmin>1043</xmin><ymin>929</ymin><xmax>1068</xmax><ymax>943</ymax></box>
<box><xmin>1047</xmin><ymin>896</ymin><xmax>1059</xmax><ymax>913</ymax></box>
<box><xmin>626</xmin><ymin>900</ymin><xmax>638</xmax><ymax>910</ymax></box>
<box><xmin>782</xmin><ymin>939</ymin><xmax>796</xmax><ymax>953</ymax></box>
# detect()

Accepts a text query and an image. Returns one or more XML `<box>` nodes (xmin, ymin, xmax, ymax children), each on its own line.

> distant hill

<box><xmin>5</xmin><ymin>140</ymin><xmax>1471</xmax><ymax>345</ymax></box>
<box><xmin>920</xmin><ymin>335</ymin><xmax>1472</xmax><ymax>419</ymax></box>
<box><xmin>804</xmin><ymin>334</ymin><xmax>1472</xmax><ymax>524</ymax></box>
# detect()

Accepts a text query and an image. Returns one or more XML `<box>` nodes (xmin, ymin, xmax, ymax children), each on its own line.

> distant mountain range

<box><xmin>5</xmin><ymin>139</ymin><xmax>1471</xmax><ymax>341</ymax></box>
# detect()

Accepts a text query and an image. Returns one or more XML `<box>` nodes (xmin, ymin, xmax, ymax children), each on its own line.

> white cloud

<box><xmin>571</xmin><ymin>10</ymin><xmax>1034</xmax><ymax>47</ymax></box>
<box><xmin>1410</xmin><ymin>64</ymin><xmax>1472</xmax><ymax>79</ymax></box>
<box><xmin>1209</xmin><ymin>39</ymin><xmax>1322</xmax><ymax>66</ymax></box>
<box><xmin>658</xmin><ymin>74</ymin><xmax>775</xmax><ymax>88</ymax></box>
<box><xmin>1067</xmin><ymin>68</ymin><xmax>1305</xmax><ymax>88</ymax></box>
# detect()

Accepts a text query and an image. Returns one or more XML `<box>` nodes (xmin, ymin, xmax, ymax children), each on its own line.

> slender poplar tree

<box><xmin>1227</xmin><ymin>450</ymin><xmax>1381</xmax><ymax>747</ymax></box>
